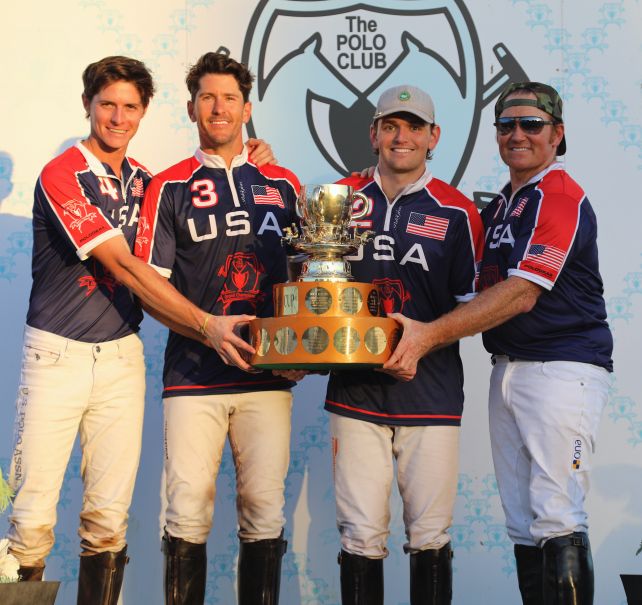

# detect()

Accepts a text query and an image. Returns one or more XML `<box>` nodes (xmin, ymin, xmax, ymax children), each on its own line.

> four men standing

<box><xmin>2</xmin><ymin>44</ymin><xmax>611</xmax><ymax>605</ymax></box>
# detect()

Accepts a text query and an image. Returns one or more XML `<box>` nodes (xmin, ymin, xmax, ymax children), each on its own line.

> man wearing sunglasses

<box><xmin>384</xmin><ymin>82</ymin><xmax>612</xmax><ymax>604</ymax></box>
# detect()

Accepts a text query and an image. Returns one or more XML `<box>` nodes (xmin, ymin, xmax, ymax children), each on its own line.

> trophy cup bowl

<box><xmin>249</xmin><ymin>184</ymin><xmax>400</xmax><ymax>370</ymax></box>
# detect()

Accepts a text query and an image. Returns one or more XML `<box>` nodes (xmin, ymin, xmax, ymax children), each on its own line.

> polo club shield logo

<box><xmin>242</xmin><ymin>0</ymin><xmax>528</xmax><ymax>191</ymax></box>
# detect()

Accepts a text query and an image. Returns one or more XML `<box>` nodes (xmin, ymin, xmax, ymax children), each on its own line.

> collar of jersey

<box><xmin>195</xmin><ymin>145</ymin><xmax>249</xmax><ymax>169</ymax></box>
<box><xmin>501</xmin><ymin>160</ymin><xmax>565</xmax><ymax>204</ymax></box>
<box><xmin>373</xmin><ymin>165</ymin><xmax>433</xmax><ymax>202</ymax></box>
<box><xmin>75</xmin><ymin>141</ymin><xmax>132</xmax><ymax>179</ymax></box>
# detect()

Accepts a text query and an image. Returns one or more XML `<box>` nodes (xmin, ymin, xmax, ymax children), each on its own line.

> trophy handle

<box><xmin>351</xmin><ymin>191</ymin><xmax>369</xmax><ymax>207</ymax></box>
<box><xmin>350</xmin><ymin>191</ymin><xmax>373</xmax><ymax>244</ymax></box>
<box><xmin>282</xmin><ymin>223</ymin><xmax>300</xmax><ymax>246</ymax></box>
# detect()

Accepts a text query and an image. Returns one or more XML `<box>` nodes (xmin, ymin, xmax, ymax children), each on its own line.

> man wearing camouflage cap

<box><xmin>384</xmin><ymin>82</ymin><xmax>612</xmax><ymax>604</ymax></box>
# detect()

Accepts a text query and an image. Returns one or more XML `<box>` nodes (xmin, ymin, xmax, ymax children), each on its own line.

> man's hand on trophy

<box><xmin>201</xmin><ymin>313</ymin><xmax>259</xmax><ymax>372</ymax></box>
<box><xmin>272</xmin><ymin>369</ymin><xmax>309</xmax><ymax>381</ymax></box>
<box><xmin>246</xmin><ymin>138</ymin><xmax>277</xmax><ymax>166</ymax></box>
<box><xmin>379</xmin><ymin>313</ymin><xmax>432</xmax><ymax>382</ymax></box>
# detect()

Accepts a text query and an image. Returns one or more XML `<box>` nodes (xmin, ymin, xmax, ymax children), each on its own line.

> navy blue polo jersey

<box><xmin>325</xmin><ymin>170</ymin><xmax>484</xmax><ymax>426</ymax></box>
<box><xmin>479</xmin><ymin>164</ymin><xmax>613</xmax><ymax>370</ymax></box>
<box><xmin>136</xmin><ymin>147</ymin><xmax>300</xmax><ymax>397</ymax></box>
<box><xmin>27</xmin><ymin>143</ymin><xmax>150</xmax><ymax>342</ymax></box>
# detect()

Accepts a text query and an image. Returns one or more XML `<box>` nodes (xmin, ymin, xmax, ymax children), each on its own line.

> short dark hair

<box><xmin>82</xmin><ymin>56</ymin><xmax>155</xmax><ymax>110</ymax></box>
<box><xmin>185</xmin><ymin>51</ymin><xmax>254</xmax><ymax>102</ymax></box>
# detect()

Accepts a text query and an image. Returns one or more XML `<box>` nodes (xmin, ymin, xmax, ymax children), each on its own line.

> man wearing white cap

<box><xmin>325</xmin><ymin>85</ymin><xmax>484</xmax><ymax>603</ymax></box>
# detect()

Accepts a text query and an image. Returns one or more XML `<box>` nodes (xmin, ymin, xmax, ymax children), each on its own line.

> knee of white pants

<box><xmin>331</xmin><ymin>415</ymin><xmax>393</xmax><ymax>558</ymax></box>
<box><xmin>394</xmin><ymin>425</ymin><xmax>459</xmax><ymax>554</ymax></box>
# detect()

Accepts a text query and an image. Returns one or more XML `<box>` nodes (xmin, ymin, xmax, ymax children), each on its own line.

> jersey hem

<box><xmin>325</xmin><ymin>399</ymin><xmax>462</xmax><ymax>427</ymax></box>
<box><xmin>163</xmin><ymin>378</ymin><xmax>295</xmax><ymax>397</ymax></box>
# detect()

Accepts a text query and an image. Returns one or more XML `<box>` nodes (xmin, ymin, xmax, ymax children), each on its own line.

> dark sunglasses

<box><xmin>494</xmin><ymin>116</ymin><xmax>556</xmax><ymax>136</ymax></box>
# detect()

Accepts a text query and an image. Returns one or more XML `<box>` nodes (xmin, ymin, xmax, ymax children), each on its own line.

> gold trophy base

<box><xmin>249</xmin><ymin>281</ymin><xmax>400</xmax><ymax>370</ymax></box>
<box><xmin>249</xmin><ymin>315</ymin><xmax>400</xmax><ymax>370</ymax></box>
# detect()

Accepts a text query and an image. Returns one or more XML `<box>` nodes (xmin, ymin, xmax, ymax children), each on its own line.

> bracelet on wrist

<box><xmin>198</xmin><ymin>313</ymin><xmax>211</xmax><ymax>337</ymax></box>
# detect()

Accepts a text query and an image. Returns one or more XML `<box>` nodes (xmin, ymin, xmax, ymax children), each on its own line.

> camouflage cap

<box><xmin>494</xmin><ymin>81</ymin><xmax>566</xmax><ymax>155</ymax></box>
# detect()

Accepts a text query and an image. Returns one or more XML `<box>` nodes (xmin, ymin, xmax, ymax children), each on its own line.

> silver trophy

<box><xmin>284</xmin><ymin>183</ymin><xmax>372</xmax><ymax>281</ymax></box>
<box><xmin>249</xmin><ymin>184</ymin><xmax>399</xmax><ymax>369</ymax></box>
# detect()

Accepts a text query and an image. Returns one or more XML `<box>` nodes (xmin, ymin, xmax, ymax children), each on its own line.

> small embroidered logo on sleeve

<box><xmin>62</xmin><ymin>199</ymin><xmax>98</xmax><ymax>232</ymax></box>
<box><xmin>135</xmin><ymin>216</ymin><xmax>150</xmax><ymax>253</ymax></box>
<box><xmin>524</xmin><ymin>244</ymin><xmax>565</xmax><ymax>273</ymax></box>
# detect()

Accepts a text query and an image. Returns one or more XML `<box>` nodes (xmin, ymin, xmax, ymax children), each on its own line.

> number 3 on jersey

<box><xmin>191</xmin><ymin>179</ymin><xmax>218</xmax><ymax>208</ymax></box>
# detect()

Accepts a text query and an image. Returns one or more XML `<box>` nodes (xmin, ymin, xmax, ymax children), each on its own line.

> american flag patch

<box><xmin>251</xmin><ymin>184</ymin><xmax>284</xmax><ymax>208</ymax></box>
<box><xmin>131</xmin><ymin>177</ymin><xmax>144</xmax><ymax>197</ymax></box>
<box><xmin>524</xmin><ymin>244</ymin><xmax>566</xmax><ymax>273</ymax></box>
<box><xmin>510</xmin><ymin>197</ymin><xmax>528</xmax><ymax>217</ymax></box>
<box><xmin>406</xmin><ymin>212</ymin><xmax>449</xmax><ymax>240</ymax></box>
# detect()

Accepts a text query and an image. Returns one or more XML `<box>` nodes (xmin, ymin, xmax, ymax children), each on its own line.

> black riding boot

<box><xmin>162</xmin><ymin>533</ymin><xmax>207</xmax><ymax>605</ymax></box>
<box><xmin>18</xmin><ymin>565</ymin><xmax>45</xmax><ymax>581</ymax></box>
<box><xmin>338</xmin><ymin>550</ymin><xmax>384</xmax><ymax>605</ymax></box>
<box><xmin>542</xmin><ymin>532</ymin><xmax>594</xmax><ymax>605</ymax></box>
<box><xmin>409</xmin><ymin>543</ymin><xmax>453</xmax><ymax>604</ymax></box>
<box><xmin>237</xmin><ymin>536</ymin><xmax>287</xmax><ymax>605</ymax></box>
<box><xmin>514</xmin><ymin>544</ymin><xmax>543</xmax><ymax>605</ymax></box>
<box><xmin>76</xmin><ymin>546</ymin><xmax>128</xmax><ymax>605</ymax></box>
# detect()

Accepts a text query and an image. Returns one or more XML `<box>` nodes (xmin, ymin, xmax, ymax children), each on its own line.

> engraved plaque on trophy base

<box><xmin>249</xmin><ymin>281</ymin><xmax>400</xmax><ymax>370</ymax></box>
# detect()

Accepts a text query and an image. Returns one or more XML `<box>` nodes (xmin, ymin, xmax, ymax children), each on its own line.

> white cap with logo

<box><xmin>372</xmin><ymin>85</ymin><xmax>435</xmax><ymax>124</ymax></box>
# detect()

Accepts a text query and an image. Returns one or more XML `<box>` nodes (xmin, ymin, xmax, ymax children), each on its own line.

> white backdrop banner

<box><xmin>1</xmin><ymin>1</ymin><xmax>641</xmax><ymax>604</ymax></box>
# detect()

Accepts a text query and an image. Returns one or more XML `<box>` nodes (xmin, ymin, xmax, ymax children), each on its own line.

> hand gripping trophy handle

<box><xmin>250</xmin><ymin>184</ymin><xmax>400</xmax><ymax>370</ymax></box>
